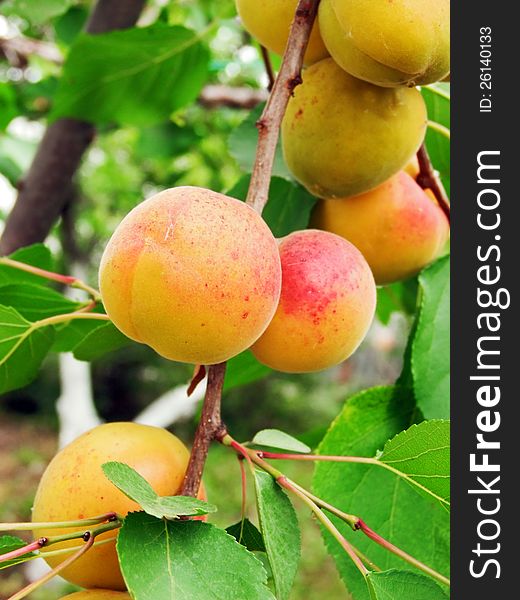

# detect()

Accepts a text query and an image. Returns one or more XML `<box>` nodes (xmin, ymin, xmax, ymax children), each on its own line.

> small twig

<box><xmin>416</xmin><ymin>143</ymin><xmax>451</xmax><ymax>224</ymax></box>
<box><xmin>0</xmin><ymin>513</ymin><xmax>118</xmax><ymax>532</ymax></box>
<box><xmin>0</xmin><ymin>539</ymin><xmax>46</xmax><ymax>564</ymax></box>
<box><xmin>358</xmin><ymin>519</ymin><xmax>450</xmax><ymax>587</ymax></box>
<box><xmin>8</xmin><ymin>533</ymin><xmax>95</xmax><ymax>600</ymax></box>
<box><xmin>260</xmin><ymin>46</ymin><xmax>276</xmax><ymax>91</ymax></box>
<box><xmin>245</xmin><ymin>0</ymin><xmax>321</xmax><ymax>213</ymax></box>
<box><xmin>179</xmin><ymin>363</ymin><xmax>227</xmax><ymax>497</ymax></box>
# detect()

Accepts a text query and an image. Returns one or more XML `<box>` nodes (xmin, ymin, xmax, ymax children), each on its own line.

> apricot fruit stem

<box><xmin>358</xmin><ymin>519</ymin><xmax>451</xmax><ymax>587</ymax></box>
<box><xmin>0</xmin><ymin>512</ymin><xmax>120</xmax><ymax>532</ymax></box>
<box><xmin>0</xmin><ymin>539</ymin><xmax>47</xmax><ymax>564</ymax></box>
<box><xmin>245</xmin><ymin>0</ymin><xmax>321</xmax><ymax>213</ymax></box>
<box><xmin>8</xmin><ymin>533</ymin><xmax>95</xmax><ymax>600</ymax></box>
<box><xmin>259</xmin><ymin>45</ymin><xmax>276</xmax><ymax>91</ymax></box>
<box><xmin>179</xmin><ymin>363</ymin><xmax>228</xmax><ymax>498</ymax></box>
<box><xmin>416</xmin><ymin>143</ymin><xmax>451</xmax><ymax>223</ymax></box>
<box><xmin>0</xmin><ymin>257</ymin><xmax>102</xmax><ymax>302</ymax></box>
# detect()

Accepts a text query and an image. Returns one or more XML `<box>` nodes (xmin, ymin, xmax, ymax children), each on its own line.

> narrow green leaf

<box><xmin>52</xmin><ymin>24</ymin><xmax>210</xmax><ymax>126</ymax></box>
<box><xmin>72</xmin><ymin>322</ymin><xmax>131</xmax><ymax>361</ymax></box>
<box><xmin>378</xmin><ymin>420</ymin><xmax>450</xmax><ymax>510</ymax></box>
<box><xmin>0</xmin><ymin>306</ymin><xmax>54</xmax><ymax>395</ymax></box>
<box><xmin>252</xmin><ymin>429</ymin><xmax>311</xmax><ymax>454</ymax></box>
<box><xmin>254</xmin><ymin>470</ymin><xmax>301</xmax><ymax>600</ymax></box>
<box><xmin>117</xmin><ymin>513</ymin><xmax>274</xmax><ymax>599</ymax></box>
<box><xmin>411</xmin><ymin>257</ymin><xmax>450</xmax><ymax>419</ymax></box>
<box><xmin>102</xmin><ymin>462</ymin><xmax>215</xmax><ymax>519</ymax></box>
<box><xmin>0</xmin><ymin>284</ymin><xmax>80</xmax><ymax>321</ymax></box>
<box><xmin>226</xmin><ymin>518</ymin><xmax>266</xmax><ymax>553</ymax></box>
<box><xmin>313</xmin><ymin>386</ymin><xmax>449</xmax><ymax>600</ymax></box>
<box><xmin>422</xmin><ymin>86</ymin><xmax>450</xmax><ymax>194</ymax></box>
<box><xmin>367</xmin><ymin>569</ymin><xmax>449</xmax><ymax>600</ymax></box>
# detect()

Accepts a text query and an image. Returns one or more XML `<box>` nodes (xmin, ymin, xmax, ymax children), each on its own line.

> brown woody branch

<box><xmin>416</xmin><ymin>143</ymin><xmax>451</xmax><ymax>224</ymax></box>
<box><xmin>0</xmin><ymin>0</ymin><xmax>146</xmax><ymax>256</ymax></box>
<box><xmin>260</xmin><ymin>46</ymin><xmax>276</xmax><ymax>91</ymax></box>
<box><xmin>179</xmin><ymin>363</ymin><xmax>227</xmax><ymax>497</ymax></box>
<box><xmin>179</xmin><ymin>0</ymin><xmax>320</xmax><ymax>497</ymax></box>
<box><xmin>246</xmin><ymin>0</ymin><xmax>321</xmax><ymax>214</ymax></box>
<box><xmin>198</xmin><ymin>85</ymin><xmax>268</xmax><ymax>109</ymax></box>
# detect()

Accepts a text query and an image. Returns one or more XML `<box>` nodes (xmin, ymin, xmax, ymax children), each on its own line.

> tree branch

<box><xmin>179</xmin><ymin>363</ymin><xmax>227</xmax><ymax>497</ymax></box>
<box><xmin>416</xmin><ymin>143</ymin><xmax>451</xmax><ymax>224</ymax></box>
<box><xmin>0</xmin><ymin>0</ymin><xmax>146</xmax><ymax>256</ymax></box>
<box><xmin>198</xmin><ymin>84</ymin><xmax>268</xmax><ymax>109</ymax></box>
<box><xmin>179</xmin><ymin>0</ymin><xmax>319</xmax><ymax>497</ymax></box>
<box><xmin>245</xmin><ymin>0</ymin><xmax>321</xmax><ymax>213</ymax></box>
<box><xmin>260</xmin><ymin>46</ymin><xmax>275</xmax><ymax>91</ymax></box>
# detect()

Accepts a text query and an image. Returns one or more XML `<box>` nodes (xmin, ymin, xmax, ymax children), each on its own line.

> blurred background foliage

<box><xmin>0</xmin><ymin>1</ymin><xmax>414</xmax><ymax>597</ymax></box>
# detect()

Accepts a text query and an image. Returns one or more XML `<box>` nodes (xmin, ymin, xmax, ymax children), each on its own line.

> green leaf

<box><xmin>117</xmin><ymin>513</ymin><xmax>275</xmax><ymax>599</ymax></box>
<box><xmin>0</xmin><ymin>306</ymin><xmax>54</xmax><ymax>395</ymax></box>
<box><xmin>0</xmin><ymin>244</ymin><xmax>53</xmax><ymax>287</ymax></box>
<box><xmin>422</xmin><ymin>85</ymin><xmax>450</xmax><ymax>195</ymax></box>
<box><xmin>102</xmin><ymin>462</ymin><xmax>216</xmax><ymax>519</ymax></box>
<box><xmin>0</xmin><ymin>284</ymin><xmax>80</xmax><ymax>321</ymax></box>
<box><xmin>313</xmin><ymin>386</ymin><xmax>449</xmax><ymax>600</ymax></box>
<box><xmin>367</xmin><ymin>570</ymin><xmax>449</xmax><ymax>600</ymax></box>
<box><xmin>0</xmin><ymin>535</ymin><xmax>35</xmax><ymax>570</ymax></box>
<box><xmin>1</xmin><ymin>0</ymin><xmax>72</xmax><ymax>25</ymax></box>
<box><xmin>229</xmin><ymin>175</ymin><xmax>317</xmax><ymax>238</ymax></box>
<box><xmin>252</xmin><ymin>429</ymin><xmax>311</xmax><ymax>454</ymax></box>
<box><xmin>72</xmin><ymin>322</ymin><xmax>131</xmax><ymax>361</ymax></box>
<box><xmin>52</xmin><ymin>24</ymin><xmax>210</xmax><ymax>126</ymax></box>
<box><xmin>376</xmin><ymin>279</ymin><xmax>418</xmax><ymax>325</ymax></box>
<box><xmin>229</xmin><ymin>105</ymin><xmax>293</xmax><ymax>180</ymax></box>
<box><xmin>51</xmin><ymin>319</ymin><xmax>106</xmax><ymax>353</ymax></box>
<box><xmin>378</xmin><ymin>421</ymin><xmax>450</xmax><ymax>510</ymax></box>
<box><xmin>411</xmin><ymin>257</ymin><xmax>450</xmax><ymax>419</ymax></box>
<box><xmin>224</xmin><ymin>350</ymin><xmax>271</xmax><ymax>392</ymax></box>
<box><xmin>254</xmin><ymin>470</ymin><xmax>300</xmax><ymax>600</ymax></box>
<box><xmin>226</xmin><ymin>518</ymin><xmax>266</xmax><ymax>553</ymax></box>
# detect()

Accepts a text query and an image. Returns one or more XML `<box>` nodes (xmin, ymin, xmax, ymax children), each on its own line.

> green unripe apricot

<box><xmin>282</xmin><ymin>58</ymin><xmax>427</xmax><ymax>199</ymax></box>
<box><xmin>319</xmin><ymin>0</ymin><xmax>450</xmax><ymax>87</ymax></box>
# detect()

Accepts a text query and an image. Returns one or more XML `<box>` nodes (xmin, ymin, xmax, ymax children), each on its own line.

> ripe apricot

<box><xmin>60</xmin><ymin>592</ymin><xmax>131</xmax><ymax>599</ymax></box>
<box><xmin>99</xmin><ymin>186</ymin><xmax>281</xmax><ymax>365</ymax></box>
<box><xmin>282</xmin><ymin>58</ymin><xmax>427</xmax><ymax>199</ymax></box>
<box><xmin>251</xmin><ymin>230</ymin><xmax>376</xmax><ymax>372</ymax></box>
<box><xmin>319</xmin><ymin>0</ymin><xmax>450</xmax><ymax>87</ymax></box>
<box><xmin>32</xmin><ymin>423</ymin><xmax>192</xmax><ymax>590</ymax></box>
<box><xmin>311</xmin><ymin>171</ymin><xmax>450</xmax><ymax>285</ymax></box>
<box><xmin>236</xmin><ymin>0</ymin><xmax>328</xmax><ymax>65</ymax></box>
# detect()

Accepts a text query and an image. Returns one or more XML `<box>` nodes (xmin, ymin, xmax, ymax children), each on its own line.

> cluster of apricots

<box><xmin>32</xmin><ymin>422</ymin><xmax>203</xmax><ymax>594</ymax></box>
<box><xmin>97</xmin><ymin>0</ymin><xmax>450</xmax><ymax>375</ymax></box>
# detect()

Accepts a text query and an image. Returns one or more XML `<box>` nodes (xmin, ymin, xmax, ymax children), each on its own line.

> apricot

<box><xmin>236</xmin><ymin>0</ymin><xmax>328</xmax><ymax>65</ymax></box>
<box><xmin>251</xmin><ymin>230</ymin><xmax>376</xmax><ymax>372</ymax></box>
<box><xmin>311</xmin><ymin>171</ymin><xmax>450</xmax><ymax>285</ymax></box>
<box><xmin>32</xmin><ymin>422</ymin><xmax>193</xmax><ymax>590</ymax></box>
<box><xmin>282</xmin><ymin>58</ymin><xmax>427</xmax><ymax>199</ymax></box>
<box><xmin>60</xmin><ymin>592</ymin><xmax>130</xmax><ymax>599</ymax></box>
<box><xmin>319</xmin><ymin>0</ymin><xmax>450</xmax><ymax>87</ymax></box>
<box><xmin>99</xmin><ymin>186</ymin><xmax>281</xmax><ymax>365</ymax></box>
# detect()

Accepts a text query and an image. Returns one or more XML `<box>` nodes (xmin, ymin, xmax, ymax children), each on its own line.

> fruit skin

<box><xmin>311</xmin><ymin>171</ymin><xmax>450</xmax><ymax>285</ymax></box>
<box><xmin>251</xmin><ymin>229</ymin><xmax>376</xmax><ymax>373</ymax></box>
<box><xmin>282</xmin><ymin>59</ymin><xmax>427</xmax><ymax>199</ymax></box>
<box><xmin>99</xmin><ymin>186</ymin><xmax>281</xmax><ymax>365</ymax></box>
<box><xmin>236</xmin><ymin>0</ymin><xmax>329</xmax><ymax>65</ymax></box>
<box><xmin>60</xmin><ymin>592</ymin><xmax>131</xmax><ymax>599</ymax></box>
<box><xmin>319</xmin><ymin>0</ymin><xmax>450</xmax><ymax>87</ymax></box>
<box><xmin>32</xmin><ymin>423</ymin><xmax>192</xmax><ymax>591</ymax></box>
